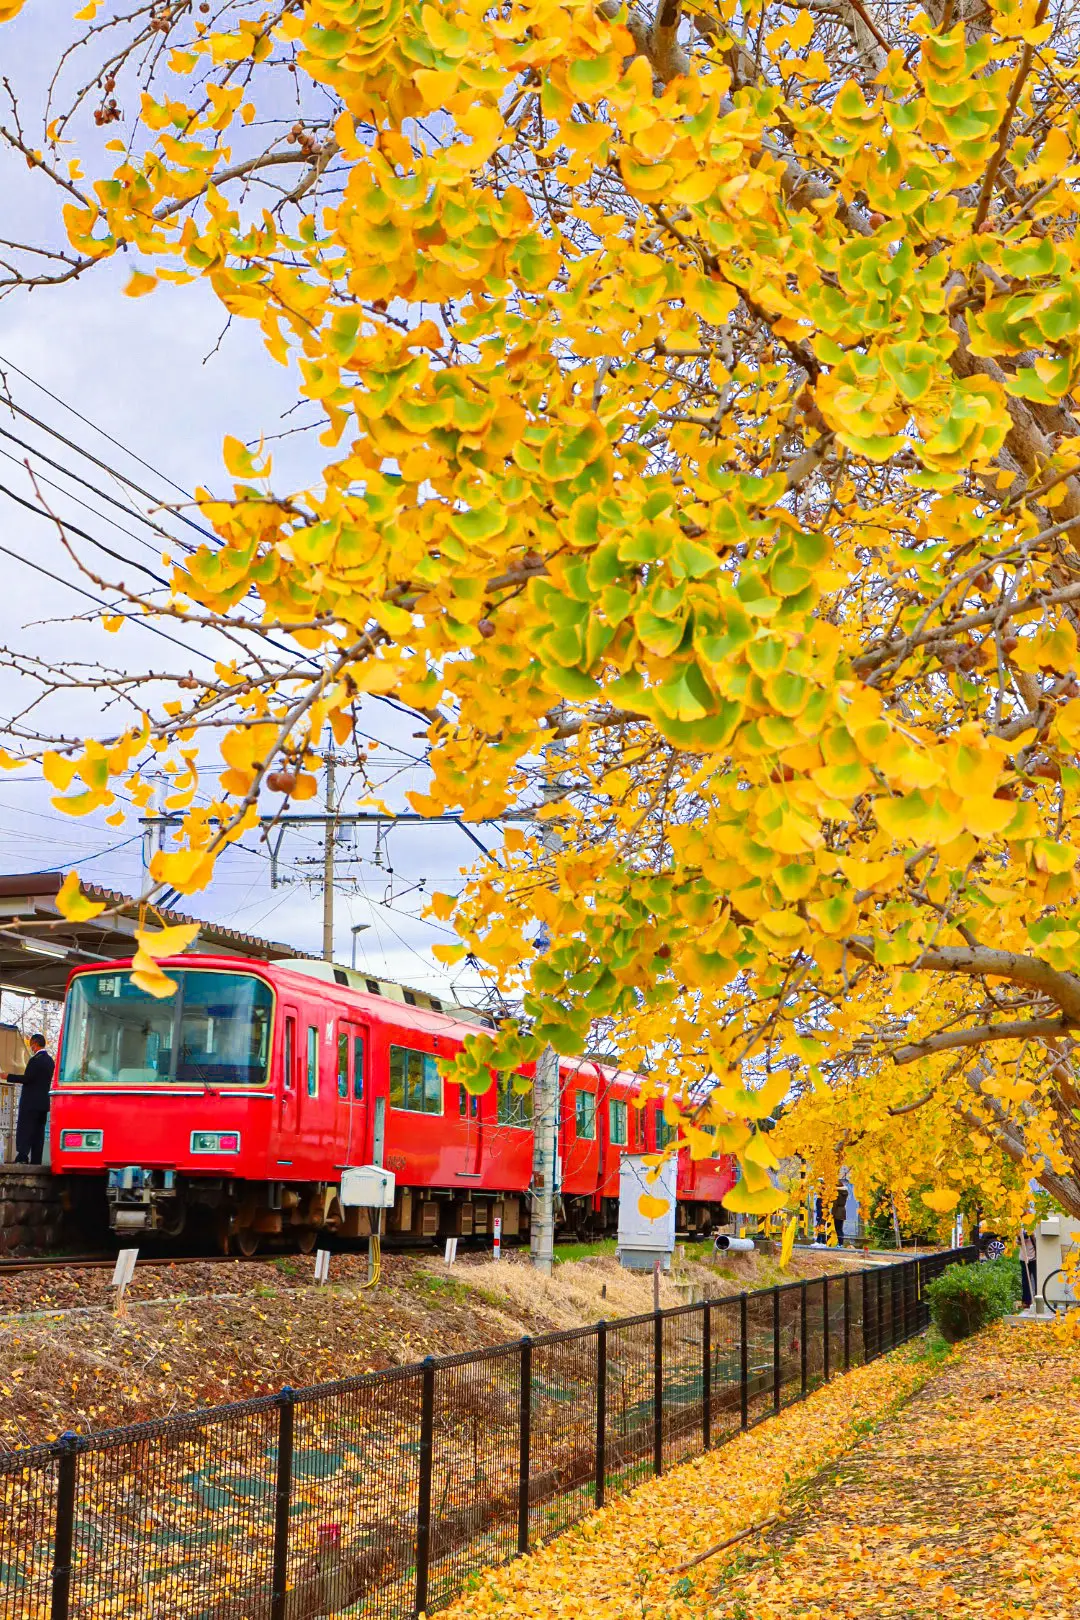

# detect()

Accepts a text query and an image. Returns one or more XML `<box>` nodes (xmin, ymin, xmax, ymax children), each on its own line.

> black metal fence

<box><xmin>0</xmin><ymin>1248</ymin><xmax>974</xmax><ymax>1620</ymax></box>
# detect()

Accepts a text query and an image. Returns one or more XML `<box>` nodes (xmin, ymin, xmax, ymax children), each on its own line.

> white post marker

<box><xmin>111</xmin><ymin>1248</ymin><xmax>139</xmax><ymax>1310</ymax></box>
<box><xmin>444</xmin><ymin>1237</ymin><xmax>458</xmax><ymax>1267</ymax></box>
<box><xmin>493</xmin><ymin>1214</ymin><xmax>502</xmax><ymax>1262</ymax></box>
<box><xmin>314</xmin><ymin>1248</ymin><xmax>332</xmax><ymax>1286</ymax></box>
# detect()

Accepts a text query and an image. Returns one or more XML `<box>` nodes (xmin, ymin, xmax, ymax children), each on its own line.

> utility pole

<box><xmin>530</xmin><ymin>1043</ymin><xmax>560</xmax><ymax>1276</ymax></box>
<box><xmin>322</xmin><ymin>749</ymin><xmax>336</xmax><ymax>963</ymax></box>
<box><xmin>530</xmin><ymin>721</ymin><xmax>566</xmax><ymax>1276</ymax></box>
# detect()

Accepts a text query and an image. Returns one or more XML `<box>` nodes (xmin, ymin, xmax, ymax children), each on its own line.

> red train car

<box><xmin>50</xmin><ymin>955</ymin><xmax>734</xmax><ymax>1251</ymax></box>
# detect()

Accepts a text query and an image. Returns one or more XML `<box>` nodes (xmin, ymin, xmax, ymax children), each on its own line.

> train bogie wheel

<box><xmin>234</xmin><ymin>1228</ymin><xmax>261</xmax><ymax>1258</ymax></box>
<box><xmin>295</xmin><ymin>1228</ymin><xmax>318</xmax><ymax>1255</ymax></box>
<box><xmin>159</xmin><ymin>1206</ymin><xmax>186</xmax><ymax>1239</ymax></box>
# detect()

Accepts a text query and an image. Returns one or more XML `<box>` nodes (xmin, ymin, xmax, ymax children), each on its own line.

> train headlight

<box><xmin>190</xmin><ymin>1130</ymin><xmax>241</xmax><ymax>1154</ymax></box>
<box><xmin>60</xmin><ymin>1129</ymin><xmax>103</xmax><ymax>1152</ymax></box>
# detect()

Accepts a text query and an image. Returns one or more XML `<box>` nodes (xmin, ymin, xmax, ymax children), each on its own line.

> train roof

<box><xmin>65</xmin><ymin>953</ymin><xmax>492</xmax><ymax>1041</ymax></box>
<box><xmin>64</xmin><ymin>954</ymin><xmax>649</xmax><ymax>1093</ymax></box>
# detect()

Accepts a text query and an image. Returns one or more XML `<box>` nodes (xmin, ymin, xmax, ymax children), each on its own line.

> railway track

<box><xmin>0</xmin><ymin>1251</ymin><xmax>272</xmax><ymax>1276</ymax></box>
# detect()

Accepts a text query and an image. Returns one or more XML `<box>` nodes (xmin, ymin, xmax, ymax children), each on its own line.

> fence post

<box><xmin>415</xmin><ymin>1357</ymin><xmax>436</xmax><ymax>1619</ymax></box>
<box><xmin>739</xmin><ymin>1292</ymin><xmax>748</xmax><ymax>1431</ymax></box>
<box><xmin>702</xmin><ymin>1301</ymin><xmax>712</xmax><ymax>1452</ymax></box>
<box><xmin>799</xmin><ymin>1282</ymin><xmax>807</xmax><ymax>1397</ymax></box>
<box><xmin>595</xmin><ymin>1321</ymin><xmax>607</xmax><ymax>1509</ymax></box>
<box><xmin>862</xmin><ymin>1268</ymin><xmax>871</xmax><ymax>1362</ymax></box>
<box><xmin>50</xmin><ymin>1431</ymin><xmax>79</xmax><ymax>1620</ymax></box>
<box><xmin>653</xmin><ymin>1308</ymin><xmax>663</xmax><ymax>1476</ymax></box>
<box><xmin>772</xmin><ymin>1288</ymin><xmax>781</xmax><ymax>1414</ymax></box>
<box><xmin>518</xmin><ymin>1338</ymin><xmax>531</xmax><ymax>1555</ymax></box>
<box><xmin>822</xmin><ymin>1274</ymin><xmax>830</xmax><ymax>1382</ymax></box>
<box><xmin>843</xmin><ymin>1270</ymin><xmax>851</xmax><ymax>1371</ymax></box>
<box><xmin>878</xmin><ymin>1265</ymin><xmax>885</xmax><ymax>1356</ymax></box>
<box><xmin>270</xmin><ymin>1388</ymin><xmax>295</xmax><ymax>1620</ymax></box>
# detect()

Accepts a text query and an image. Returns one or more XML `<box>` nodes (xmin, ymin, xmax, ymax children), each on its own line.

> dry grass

<box><xmin>0</xmin><ymin>1242</ymin><xmax>878</xmax><ymax>1448</ymax></box>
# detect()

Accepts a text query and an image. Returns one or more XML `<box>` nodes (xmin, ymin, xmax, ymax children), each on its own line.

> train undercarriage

<box><xmin>105</xmin><ymin>1170</ymin><xmax>727</xmax><ymax>1254</ymax></box>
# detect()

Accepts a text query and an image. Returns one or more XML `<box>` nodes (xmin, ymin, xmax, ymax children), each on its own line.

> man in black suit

<box><xmin>6</xmin><ymin>1034</ymin><xmax>54</xmax><ymax>1164</ymax></box>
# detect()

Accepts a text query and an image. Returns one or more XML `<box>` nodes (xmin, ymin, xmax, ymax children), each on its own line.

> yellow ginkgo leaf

<box><xmin>124</xmin><ymin>270</ymin><xmax>158</xmax><ymax>298</ymax></box>
<box><xmin>779</xmin><ymin>1217</ymin><xmax>797</xmax><ymax>1269</ymax></box>
<box><xmin>55</xmin><ymin>870</ymin><xmax>107</xmax><ymax>923</ymax></box>
<box><xmin>134</xmin><ymin>921</ymin><xmax>201</xmax><ymax>959</ymax></box>
<box><xmin>637</xmin><ymin>1193</ymin><xmax>670</xmax><ymax>1221</ymax></box>
<box><xmin>723</xmin><ymin>1181</ymin><xmax>788</xmax><ymax>1215</ymax></box>
<box><xmin>921</xmin><ymin>1187</ymin><xmax>961</xmax><ymax>1214</ymax></box>
<box><xmin>130</xmin><ymin>949</ymin><xmax>178</xmax><ymax>999</ymax></box>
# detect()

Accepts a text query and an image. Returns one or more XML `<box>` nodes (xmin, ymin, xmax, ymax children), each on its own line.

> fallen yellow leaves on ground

<box><xmin>447</xmin><ymin>1324</ymin><xmax>1080</xmax><ymax>1620</ymax></box>
<box><xmin>445</xmin><ymin>1340</ymin><xmax>945</xmax><ymax>1620</ymax></box>
<box><xmin>711</xmin><ymin>1323</ymin><xmax>1080</xmax><ymax>1620</ymax></box>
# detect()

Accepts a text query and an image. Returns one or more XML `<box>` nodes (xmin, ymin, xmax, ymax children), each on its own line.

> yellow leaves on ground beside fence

<box><xmin>442</xmin><ymin>1342</ymin><xmax>942</xmax><ymax>1620</ymax></box>
<box><xmin>710</xmin><ymin>1325</ymin><xmax>1080</xmax><ymax>1620</ymax></box>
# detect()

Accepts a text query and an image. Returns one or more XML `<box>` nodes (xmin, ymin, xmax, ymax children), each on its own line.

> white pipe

<box><xmin>714</xmin><ymin>1235</ymin><xmax>755</xmax><ymax>1252</ymax></box>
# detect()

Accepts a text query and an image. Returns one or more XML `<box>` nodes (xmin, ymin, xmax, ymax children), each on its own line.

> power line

<box><xmin>3</xmin><ymin>831</ymin><xmax>144</xmax><ymax>876</ymax></box>
<box><xmin>0</xmin><ymin>482</ymin><xmax>206</xmax><ymax>660</ymax></box>
<box><xmin>0</xmin><ymin>351</ymin><xmax>193</xmax><ymax>499</ymax></box>
<box><xmin>0</xmin><ymin>422</ymin><xmax>188</xmax><ymax>557</ymax></box>
<box><xmin>0</xmin><ymin>443</ymin><xmax>178</xmax><ymax>565</ymax></box>
<box><xmin>0</xmin><ymin>464</ymin><xmax>171</xmax><ymax>591</ymax></box>
<box><xmin>0</xmin><ymin>360</ymin><xmax>435</xmax><ymax>759</ymax></box>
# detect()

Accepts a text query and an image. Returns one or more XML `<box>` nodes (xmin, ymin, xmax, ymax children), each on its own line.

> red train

<box><xmin>50</xmin><ymin>956</ymin><xmax>735</xmax><ymax>1252</ymax></box>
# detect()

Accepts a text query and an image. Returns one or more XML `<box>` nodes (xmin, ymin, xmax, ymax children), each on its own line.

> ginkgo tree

<box><xmin>4</xmin><ymin>0</ymin><xmax>1080</xmax><ymax>1227</ymax></box>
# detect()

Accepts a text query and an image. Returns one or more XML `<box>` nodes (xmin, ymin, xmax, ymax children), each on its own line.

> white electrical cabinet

<box><xmin>617</xmin><ymin>1154</ymin><xmax>677</xmax><ymax>1272</ymax></box>
<box><xmin>339</xmin><ymin>1165</ymin><xmax>396</xmax><ymax>1209</ymax></box>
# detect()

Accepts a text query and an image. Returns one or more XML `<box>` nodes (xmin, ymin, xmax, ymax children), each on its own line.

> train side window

<box><xmin>459</xmin><ymin>1086</ymin><xmax>479</xmax><ymax>1119</ymax></box>
<box><xmin>497</xmin><ymin>1072</ymin><xmax>532</xmax><ymax>1128</ymax></box>
<box><xmin>353</xmin><ymin>1034</ymin><xmax>364</xmax><ymax>1101</ymax></box>
<box><xmin>283</xmin><ymin>1017</ymin><xmax>295</xmax><ymax>1092</ymax></box>
<box><xmin>389</xmin><ymin>1045</ymin><xmax>442</xmax><ymax>1114</ymax></box>
<box><xmin>609</xmin><ymin>1098</ymin><xmax>628</xmax><ymax>1146</ymax></box>
<box><xmin>422</xmin><ymin>1054</ymin><xmax>442</xmax><ymax>1113</ymax></box>
<box><xmin>337</xmin><ymin>1031</ymin><xmax>349</xmax><ymax>1100</ymax></box>
<box><xmin>655</xmin><ymin>1113</ymin><xmax>676</xmax><ymax>1150</ymax></box>
<box><xmin>306</xmin><ymin>1026</ymin><xmax>319</xmax><ymax>1098</ymax></box>
<box><xmin>575</xmin><ymin>1090</ymin><xmax>596</xmax><ymax>1140</ymax></box>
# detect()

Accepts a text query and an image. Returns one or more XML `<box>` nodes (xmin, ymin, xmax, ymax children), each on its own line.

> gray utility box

<box><xmin>617</xmin><ymin>1153</ymin><xmax>677</xmax><ymax>1272</ymax></box>
<box><xmin>339</xmin><ymin>1166</ymin><xmax>396</xmax><ymax>1208</ymax></box>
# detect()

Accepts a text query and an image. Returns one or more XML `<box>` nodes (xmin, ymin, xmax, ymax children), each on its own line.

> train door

<box><xmin>459</xmin><ymin>1074</ymin><xmax>483</xmax><ymax>1177</ymax></box>
<box><xmin>278</xmin><ymin>1007</ymin><xmax>299</xmax><ymax>1143</ymax></box>
<box><xmin>297</xmin><ymin>1013</ymin><xmax>327</xmax><ymax>1164</ymax></box>
<box><xmin>335</xmin><ymin>1020</ymin><xmax>369</xmax><ymax>1167</ymax></box>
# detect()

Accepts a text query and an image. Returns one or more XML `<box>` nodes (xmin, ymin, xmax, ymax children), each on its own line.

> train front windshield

<box><xmin>60</xmin><ymin>970</ymin><xmax>273</xmax><ymax>1087</ymax></box>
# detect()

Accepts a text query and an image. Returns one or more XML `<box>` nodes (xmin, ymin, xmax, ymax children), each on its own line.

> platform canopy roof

<box><xmin>0</xmin><ymin>873</ymin><xmax>296</xmax><ymax>1001</ymax></box>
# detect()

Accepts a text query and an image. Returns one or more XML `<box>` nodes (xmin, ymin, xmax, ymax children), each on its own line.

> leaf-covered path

<box><xmin>448</xmin><ymin>1324</ymin><xmax>1080</xmax><ymax>1620</ymax></box>
<box><xmin>710</xmin><ymin>1324</ymin><xmax>1080</xmax><ymax>1619</ymax></box>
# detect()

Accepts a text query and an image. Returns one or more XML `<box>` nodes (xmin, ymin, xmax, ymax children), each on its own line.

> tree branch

<box><xmin>891</xmin><ymin>1016</ymin><xmax>1074</xmax><ymax>1066</ymax></box>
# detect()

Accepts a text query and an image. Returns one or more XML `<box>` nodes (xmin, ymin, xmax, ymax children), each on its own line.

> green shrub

<box><xmin>924</xmin><ymin>1256</ymin><xmax>1020</xmax><ymax>1342</ymax></box>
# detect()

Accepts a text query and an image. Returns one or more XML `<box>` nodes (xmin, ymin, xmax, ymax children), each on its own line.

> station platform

<box><xmin>0</xmin><ymin>1162</ymin><xmax>66</xmax><ymax>1255</ymax></box>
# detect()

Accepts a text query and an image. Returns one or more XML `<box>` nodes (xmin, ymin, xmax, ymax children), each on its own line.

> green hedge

<box><xmin>924</xmin><ymin>1256</ymin><xmax>1020</xmax><ymax>1342</ymax></box>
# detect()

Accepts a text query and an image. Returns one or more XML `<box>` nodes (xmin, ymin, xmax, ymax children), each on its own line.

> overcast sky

<box><xmin>0</xmin><ymin>2</ymin><xmax>500</xmax><ymax>1005</ymax></box>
